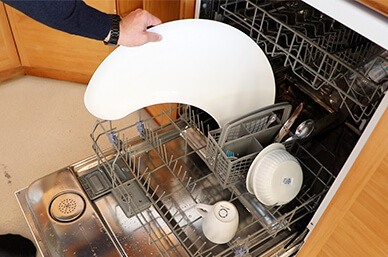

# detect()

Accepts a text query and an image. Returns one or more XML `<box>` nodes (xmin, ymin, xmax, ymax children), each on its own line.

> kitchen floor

<box><xmin>0</xmin><ymin>75</ymin><xmax>150</xmax><ymax>256</ymax></box>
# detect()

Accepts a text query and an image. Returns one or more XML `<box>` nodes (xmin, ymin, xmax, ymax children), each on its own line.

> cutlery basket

<box><xmin>206</xmin><ymin>103</ymin><xmax>293</xmax><ymax>188</ymax></box>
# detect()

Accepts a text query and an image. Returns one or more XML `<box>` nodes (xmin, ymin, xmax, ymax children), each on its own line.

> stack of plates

<box><xmin>246</xmin><ymin>143</ymin><xmax>303</xmax><ymax>206</ymax></box>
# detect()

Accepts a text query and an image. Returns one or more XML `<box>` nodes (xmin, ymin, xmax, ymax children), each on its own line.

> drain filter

<box><xmin>50</xmin><ymin>192</ymin><xmax>85</xmax><ymax>222</ymax></box>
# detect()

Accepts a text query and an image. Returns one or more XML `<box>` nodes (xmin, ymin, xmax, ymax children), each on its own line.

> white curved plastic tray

<box><xmin>84</xmin><ymin>19</ymin><xmax>275</xmax><ymax>127</ymax></box>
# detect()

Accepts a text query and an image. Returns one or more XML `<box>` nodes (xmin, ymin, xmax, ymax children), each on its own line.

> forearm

<box><xmin>2</xmin><ymin>0</ymin><xmax>111</xmax><ymax>40</ymax></box>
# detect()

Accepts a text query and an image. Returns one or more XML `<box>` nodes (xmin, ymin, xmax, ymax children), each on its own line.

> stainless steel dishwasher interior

<box><xmin>83</xmin><ymin>108</ymin><xmax>310</xmax><ymax>257</ymax></box>
<box><xmin>16</xmin><ymin>105</ymin><xmax>327</xmax><ymax>256</ymax></box>
<box><xmin>88</xmin><ymin>102</ymin><xmax>346</xmax><ymax>257</ymax></box>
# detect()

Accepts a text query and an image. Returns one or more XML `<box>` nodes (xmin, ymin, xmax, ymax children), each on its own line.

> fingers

<box><xmin>133</xmin><ymin>8</ymin><xmax>161</xmax><ymax>28</ymax></box>
<box><xmin>145</xmin><ymin>31</ymin><xmax>163</xmax><ymax>43</ymax></box>
<box><xmin>146</xmin><ymin>13</ymin><xmax>162</xmax><ymax>28</ymax></box>
<box><xmin>142</xmin><ymin>11</ymin><xmax>162</xmax><ymax>42</ymax></box>
<box><xmin>117</xmin><ymin>9</ymin><xmax>162</xmax><ymax>47</ymax></box>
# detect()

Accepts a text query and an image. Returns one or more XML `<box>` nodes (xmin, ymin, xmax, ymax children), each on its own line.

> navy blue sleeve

<box><xmin>2</xmin><ymin>0</ymin><xmax>112</xmax><ymax>40</ymax></box>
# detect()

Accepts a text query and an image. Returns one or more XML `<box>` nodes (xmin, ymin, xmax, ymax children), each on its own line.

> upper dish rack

<box><xmin>219</xmin><ymin>0</ymin><xmax>388</xmax><ymax>125</ymax></box>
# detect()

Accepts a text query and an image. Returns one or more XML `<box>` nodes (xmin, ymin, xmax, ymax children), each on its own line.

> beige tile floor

<box><xmin>0</xmin><ymin>75</ymin><xmax>150</xmax><ymax>256</ymax></box>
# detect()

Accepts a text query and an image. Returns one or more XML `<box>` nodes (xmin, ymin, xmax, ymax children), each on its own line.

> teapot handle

<box><xmin>195</xmin><ymin>203</ymin><xmax>212</xmax><ymax>217</ymax></box>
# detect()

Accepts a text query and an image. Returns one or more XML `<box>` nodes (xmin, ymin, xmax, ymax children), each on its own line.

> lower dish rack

<box><xmin>87</xmin><ymin>105</ymin><xmax>337</xmax><ymax>257</ymax></box>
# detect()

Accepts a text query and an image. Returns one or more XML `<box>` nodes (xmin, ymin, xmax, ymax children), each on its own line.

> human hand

<box><xmin>117</xmin><ymin>9</ymin><xmax>162</xmax><ymax>47</ymax></box>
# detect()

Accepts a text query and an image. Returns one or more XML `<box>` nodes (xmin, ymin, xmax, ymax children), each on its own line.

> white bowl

<box><xmin>247</xmin><ymin>143</ymin><xmax>303</xmax><ymax>206</ymax></box>
<box><xmin>246</xmin><ymin>143</ymin><xmax>284</xmax><ymax>194</ymax></box>
<box><xmin>84</xmin><ymin>19</ymin><xmax>276</xmax><ymax>127</ymax></box>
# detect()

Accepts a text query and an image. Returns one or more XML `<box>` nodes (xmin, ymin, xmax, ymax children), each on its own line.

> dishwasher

<box><xmin>15</xmin><ymin>1</ymin><xmax>388</xmax><ymax>256</ymax></box>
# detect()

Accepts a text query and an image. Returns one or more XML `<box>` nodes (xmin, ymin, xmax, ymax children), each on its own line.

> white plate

<box><xmin>246</xmin><ymin>143</ymin><xmax>285</xmax><ymax>194</ymax></box>
<box><xmin>84</xmin><ymin>19</ymin><xmax>276</xmax><ymax>126</ymax></box>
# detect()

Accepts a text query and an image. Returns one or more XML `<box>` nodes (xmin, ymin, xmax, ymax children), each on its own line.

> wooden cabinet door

<box><xmin>298</xmin><ymin>108</ymin><xmax>388</xmax><ymax>257</ymax></box>
<box><xmin>4</xmin><ymin>0</ymin><xmax>195</xmax><ymax>85</ymax></box>
<box><xmin>143</xmin><ymin>0</ymin><xmax>181</xmax><ymax>22</ymax></box>
<box><xmin>117</xmin><ymin>0</ymin><xmax>143</xmax><ymax>16</ymax></box>
<box><xmin>4</xmin><ymin>0</ymin><xmax>116</xmax><ymax>84</ymax></box>
<box><xmin>0</xmin><ymin>3</ymin><xmax>23</xmax><ymax>82</ymax></box>
<box><xmin>118</xmin><ymin>0</ymin><xmax>195</xmax><ymax>22</ymax></box>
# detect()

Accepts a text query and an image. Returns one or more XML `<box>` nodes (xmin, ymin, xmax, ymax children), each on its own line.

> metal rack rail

<box><xmin>219</xmin><ymin>0</ymin><xmax>388</xmax><ymax>125</ymax></box>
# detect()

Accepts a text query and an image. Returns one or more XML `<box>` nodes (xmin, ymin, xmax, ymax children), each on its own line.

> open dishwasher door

<box><xmin>16</xmin><ymin>102</ymin><xmax>328</xmax><ymax>257</ymax></box>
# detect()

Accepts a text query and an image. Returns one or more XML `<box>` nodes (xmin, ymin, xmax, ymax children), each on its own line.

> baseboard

<box><xmin>0</xmin><ymin>66</ymin><xmax>25</xmax><ymax>83</ymax></box>
<box><xmin>24</xmin><ymin>66</ymin><xmax>92</xmax><ymax>85</ymax></box>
